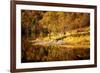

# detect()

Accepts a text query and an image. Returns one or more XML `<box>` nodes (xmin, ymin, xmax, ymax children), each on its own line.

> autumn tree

<box><xmin>21</xmin><ymin>10</ymin><xmax>44</xmax><ymax>39</ymax></box>
<box><xmin>21</xmin><ymin>10</ymin><xmax>90</xmax><ymax>39</ymax></box>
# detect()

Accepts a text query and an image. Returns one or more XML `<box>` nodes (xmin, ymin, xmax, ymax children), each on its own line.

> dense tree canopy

<box><xmin>21</xmin><ymin>10</ymin><xmax>90</xmax><ymax>39</ymax></box>
<box><xmin>21</xmin><ymin>10</ymin><xmax>90</xmax><ymax>62</ymax></box>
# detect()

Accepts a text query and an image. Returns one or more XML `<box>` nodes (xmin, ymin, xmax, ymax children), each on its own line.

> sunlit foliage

<box><xmin>21</xmin><ymin>10</ymin><xmax>90</xmax><ymax>62</ymax></box>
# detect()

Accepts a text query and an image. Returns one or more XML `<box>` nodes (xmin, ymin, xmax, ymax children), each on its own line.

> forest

<box><xmin>21</xmin><ymin>10</ymin><xmax>90</xmax><ymax>62</ymax></box>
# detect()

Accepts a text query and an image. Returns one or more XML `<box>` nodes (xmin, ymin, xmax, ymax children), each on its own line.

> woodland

<box><xmin>21</xmin><ymin>10</ymin><xmax>90</xmax><ymax>62</ymax></box>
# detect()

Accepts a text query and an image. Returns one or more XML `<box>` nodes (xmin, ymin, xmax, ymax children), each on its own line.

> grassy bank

<box><xmin>21</xmin><ymin>27</ymin><xmax>90</xmax><ymax>62</ymax></box>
